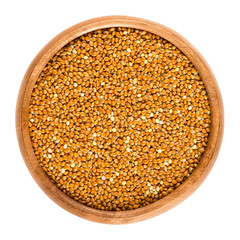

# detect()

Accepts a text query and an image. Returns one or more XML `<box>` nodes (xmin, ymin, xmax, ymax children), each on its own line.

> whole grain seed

<box><xmin>29</xmin><ymin>27</ymin><xmax>211</xmax><ymax>211</ymax></box>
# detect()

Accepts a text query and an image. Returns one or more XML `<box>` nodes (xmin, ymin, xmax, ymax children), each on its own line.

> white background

<box><xmin>1</xmin><ymin>0</ymin><xmax>239</xmax><ymax>239</ymax></box>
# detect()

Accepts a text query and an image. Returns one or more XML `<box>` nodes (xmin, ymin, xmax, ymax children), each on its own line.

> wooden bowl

<box><xmin>16</xmin><ymin>16</ymin><xmax>224</xmax><ymax>224</ymax></box>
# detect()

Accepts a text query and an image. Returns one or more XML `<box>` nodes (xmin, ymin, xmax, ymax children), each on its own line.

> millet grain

<box><xmin>29</xmin><ymin>27</ymin><xmax>211</xmax><ymax>211</ymax></box>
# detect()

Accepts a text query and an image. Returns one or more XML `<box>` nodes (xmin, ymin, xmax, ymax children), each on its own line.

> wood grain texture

<box><xmin>16</xmin><ymin>16</ymin><xmax>224</xmax><ymax>224</ymax></box>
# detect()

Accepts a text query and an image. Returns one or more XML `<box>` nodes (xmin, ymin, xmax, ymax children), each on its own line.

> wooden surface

<box><xmin>16</xmin><ymin>16</ymin><xmax>224</xmax><ymax>224</ymax></box>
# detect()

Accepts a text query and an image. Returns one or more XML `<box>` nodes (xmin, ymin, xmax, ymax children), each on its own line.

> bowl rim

<box><xmin>16</xmin><ymin>15</ymin><xmax>224</xmax><ymax>224</ymax></box>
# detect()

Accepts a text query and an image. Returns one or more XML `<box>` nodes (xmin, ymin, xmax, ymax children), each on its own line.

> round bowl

<box><xmin>16</xmin><ymin>16</ymin><xmax>224</xmax><ymax>224</ymax></box>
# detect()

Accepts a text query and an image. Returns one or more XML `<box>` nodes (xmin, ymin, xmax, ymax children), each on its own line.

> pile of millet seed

<box><xmin>29</xmin><ymin>27</ymin><xmax>211</xmax><ymax>211</ymax></box>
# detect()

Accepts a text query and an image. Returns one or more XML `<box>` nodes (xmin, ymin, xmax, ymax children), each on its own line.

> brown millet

<box><xmin>29</xmin><ymin>27</ymin><xmax>211</xmax><ymax>211</ymax></box>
